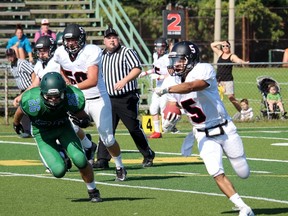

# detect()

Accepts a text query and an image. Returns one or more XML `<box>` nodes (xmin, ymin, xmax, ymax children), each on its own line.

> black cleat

<box><xmin>115</xmin><ymin>167</ymin><xmax>127</xmax><ymax>181</ymax></box>
<box><xmin>93</xmin><ymin>160</ymin><xmax>109</xmax><ymax>170</ymax></box>
<box><xmin>88</xmin><ymin>188</ymin><xmax>102</xmax><ymax>203</ymax></box>
<box><xmin>142</xmin><ymin>150</ymin><xmax>155</xmax><ymax>167</ymax></box>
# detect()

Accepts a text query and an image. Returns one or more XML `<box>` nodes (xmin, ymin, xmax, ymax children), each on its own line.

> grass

<box><xmin>1</xmin><ymin>66</ymin><xmax>288</xmax><ymax>215</ymax></box>
<box><xmin>1</xmin><ymin>118</ymin><xmax>288</xmax><ymax>216</ymax></box>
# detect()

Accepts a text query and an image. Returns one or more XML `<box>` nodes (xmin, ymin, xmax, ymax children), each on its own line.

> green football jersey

<box><xmin>20</xmin><ymin>85</ymin><xmax>85</xmax><ymax>131</ymax></box>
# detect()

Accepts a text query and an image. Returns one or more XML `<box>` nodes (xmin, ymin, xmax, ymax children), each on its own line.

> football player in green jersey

<box><xmin>13</xmin><ymin>72</ymin><xmax>102</xmax><ymax>202</ymax></box>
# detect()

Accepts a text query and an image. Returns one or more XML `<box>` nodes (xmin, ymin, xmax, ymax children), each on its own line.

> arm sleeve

<box><xmin>6</xmin><ymin>37</ymin><xmax>15</xmax><ymax>49</ymax></box>
<box><xmin>125</xmin><ymin>49</ymin><xmax>142</xmax><ymax>70</ymax></box>
<box><xmin>24</xmin><ymin>38</ymin><xmax>33</xmax><ymax>53</ymax></box>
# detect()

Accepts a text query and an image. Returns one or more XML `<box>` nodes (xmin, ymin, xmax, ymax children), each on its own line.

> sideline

<box><xmin>1</xmin><ymin>172</ymin><xmax>288</xmax><ymax>205</ymax></box>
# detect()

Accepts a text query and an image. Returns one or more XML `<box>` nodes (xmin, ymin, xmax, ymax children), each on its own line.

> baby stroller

<box><xmin>256</xmin><ymin>76</ymin><xmax>285</xmax><ymax>119</ymax></box>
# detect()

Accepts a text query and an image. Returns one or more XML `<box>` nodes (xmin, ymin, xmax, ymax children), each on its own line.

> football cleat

<box><xmin>115</xmin><ymin>167</ymin><xmax>127</xmax><ymax>181</ymax></box>
<box><xmin>142</xmin><ymin>150</ymin><xmax>155</xmax><ymax>167</ymax></box>
<box><xmin>88</xmin><ymin>188</ymin><xmax>102</xmax><ymax>203</ymax></box>
<box><xmin>170</xmin><ymin>126</ymin><xmax>180</xmax><ymax>134</ymax></box>
<box><xmin>93</xmin><ymin>159</ymin><xmax>110</xmax><ymax>170</ymax></box>
<box><xmin>148</xmin><ymin>132</ymin><xmax>162</xmax><ymax>139</ymax></box>
<box><xmin>239</xmin><ymin>206</ymin><xmax>255</xmax><ymax>216</ymax></box>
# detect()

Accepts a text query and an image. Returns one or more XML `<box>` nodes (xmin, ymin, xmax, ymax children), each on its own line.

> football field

<box><xmin>0</xmin><ymin>120</ymin><xmax>288</xmax><ymax>216</ymax></box>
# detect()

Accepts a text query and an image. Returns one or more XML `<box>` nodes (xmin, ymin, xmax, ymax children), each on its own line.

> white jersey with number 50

<box><xmin>53</xmin><ymin>44</ymin><xmax>107</xmax><ymax>99</ymax></box>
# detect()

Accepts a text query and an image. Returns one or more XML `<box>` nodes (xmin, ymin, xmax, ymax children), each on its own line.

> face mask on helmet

<box><xmin>40</xmin><ymin>72</ymin><xmax>66</xmax><ymax>109</ymax></box>
<box><xmin>168</xmin><ymin>41</ymin><xmax>200</xmax><ymax>77</ymax></box>
<box><xmin>154</xmin><ymin>38</ymin><xmax>168</xmax><ymax>57</ymax></box>
<box><xmin>35</xmin><ymin>36</ymin><xmax>56</xmax><ymax>64</ymax></box>
<box><xmin>154</xmin><ymin>46</ymin><xmax>166</xmax><ymax>56</ymax></box>
<box><xmin>43</xmin><ymin>89</ymin><xmax>65</xmax><ymax>108</ymax></box>
<box><xmin>168</xmin><ymin>53</ymin><xmax>191</xmax><ymax>77</ymax></box>
<box><xmin>63</xmin><ymin>24</ymin><xmax>86</xmax><ymax>55</ymax></box>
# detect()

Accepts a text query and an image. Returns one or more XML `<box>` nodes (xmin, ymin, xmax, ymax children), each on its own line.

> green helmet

<box><xmin>40</xmin><ymin>72</ymin><xmax>66</xmax><ymax>109</ymax></box>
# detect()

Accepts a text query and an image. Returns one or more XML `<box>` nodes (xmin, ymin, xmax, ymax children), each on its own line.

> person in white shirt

<box><xmin>53</xmin><ymin>24</ymin><xmax>127</xmax><ymax>181</ymax></box>
<box><xmin>240</xmin><ymin>99</ymin><xmax>254</xmax><ymax>121</ymax></box>
<box><xmin>139</xmin><ymin>38</ymin><xmax>172</xmax><ymax>138</ymax></box>
<box><xmin>156</xmin><ymin>41</ymin><xmax>255</xmax><ymax>216</ymax></box>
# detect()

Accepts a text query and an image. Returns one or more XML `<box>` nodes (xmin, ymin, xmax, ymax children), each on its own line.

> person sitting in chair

<box><xmin>267</xmin><ymin>83</ymin><xmax>286</xmax><ymax>119</ymax></box>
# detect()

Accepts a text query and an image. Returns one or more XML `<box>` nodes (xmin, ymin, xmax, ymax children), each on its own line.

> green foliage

<box><xmin>118</xmin><ymin>0</ymin><xmax>288</xmax><ymax>62</ymax></box>
<box><xmin>236</xmin><ymin>0</ymin><xmax>284</xmax><ymax>41</ymax></box>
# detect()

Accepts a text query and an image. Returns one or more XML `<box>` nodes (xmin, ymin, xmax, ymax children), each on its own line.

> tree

<box><xmin>119</xmin><ymin>0</ymin><xmax>288</xmax><ymax>62</ymax></box>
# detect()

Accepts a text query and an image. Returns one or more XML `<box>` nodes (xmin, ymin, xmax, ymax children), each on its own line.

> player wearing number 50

<box><xmin>53</xmin><ymin>24</ymin><xmax>126</xmax><ymax>181</ymax></box>
<box><xmin>155</xmin><ymin>41</ymin><xmax>254</xmax><ymax>216</ymax></box>
<box><xmin>13</xmin><ymin>72</ymin><xmax>102</xmax><ymax>202</ymax></box>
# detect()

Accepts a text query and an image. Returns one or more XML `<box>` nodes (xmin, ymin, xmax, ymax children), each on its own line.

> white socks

<box><xmin>229</xmin><ymin>193</ymin><xmax>247</xmax><ymax>208</ymax></box>
<box><xmin>113</xmin><ymin>154</ymin><xmax>124</xmax><ymax>168</ymax></box>
<box><xmin>153</xmin><ymin>120</ymin><xmax>160</xmax><ymax>133</ymax></box>
<box><xmin>81</xmin><ymin>135</ymin><xmax>92</xmax><ymax>149</ymax></box>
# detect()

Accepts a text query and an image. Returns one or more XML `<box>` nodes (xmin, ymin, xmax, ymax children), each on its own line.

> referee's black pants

<box><xmin>97</xmin><ymin>92</ymin><xmax>153</xmax><ymax>161</ymax></box>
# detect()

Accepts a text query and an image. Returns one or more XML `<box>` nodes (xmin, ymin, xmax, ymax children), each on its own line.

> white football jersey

<box><xmin>34</xmin><ymin>56</ymin><xmax>61</xmax><ymax>79</ymax></box>
<box><xmin>53</xmin><ymin>44</ymin><xmax>107</xmax><ymax>99</ymax></box>
<box><xmin>171</xmin><ymin>63</ymin><xmax>230</xmax><ymax>129</ymax></box>
<box><xmin>152</xmin><ymin>52</ymin><xmax>170</xmax><ymax>87</ymax></box>
<box><xmin>162</xmin><ymin>74</ymin><xmax>182</xmax><ymax>103</ymax></box>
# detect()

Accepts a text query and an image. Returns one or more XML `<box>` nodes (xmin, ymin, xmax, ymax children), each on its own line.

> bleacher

<box><xmin>0</xmin><ymin>0</ymin><xmax>150</xmax><ymax>116</ymax></box>
<box><xmin>0</xmin><ymin>0</ymin><xmax>106</xmax><ymax>63</ymax></box>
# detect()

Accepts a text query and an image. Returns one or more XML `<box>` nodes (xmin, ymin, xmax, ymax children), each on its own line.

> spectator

<box><xmin>94</xmin><ymin>27</ymin><xmax>155</xmax><ymax>169</ymax></box>
<box><xmin>240</xmin><ymin>99</ymin><xmax>254</xmax><ymax>121</ymax></box>
<box><xmin>210</xmin><ymin>40</ymin><xmax>249</xmax><ymax>112</ymax></box>
<box><xmin>13</xmin><ymin>72</ymin><xmax>102</xmax><ymax>202</ymax></box>
<box><xmin>138</xmin><ymin>37</ymin><xmax>171</xmax><ymax>138</ymax></box>
<box><xmin>53</xmin><ymin>24</ymin><xmax>127</xmax><ymax>181</ymax></box>
<box><xmin>6</xmin><ymin>48</ymin><xmax>35</xmax><ymax>138</ymax></box>
<box><xmin>6</xmin><ymin>24</ymin><xmax>34</xmax><ymax>64</ymax></box>
<box><xmin>156</xmin><ymin>41</ymin><xmax>254</xmax><ymax>216</ymax></box>
<box><xmin>267</xmin><ymin>83</ymin><xmax>286</xmax><ymax>119</ymax></box>
<box><xmin>34</xmin><ymin>19</ymin><xmax>56</xmax><ymax>43</ymax></box>
<box><xmin>282</xmin><ymin>48</ymin><xmax>288</xmax><ymax>67</ymax></box>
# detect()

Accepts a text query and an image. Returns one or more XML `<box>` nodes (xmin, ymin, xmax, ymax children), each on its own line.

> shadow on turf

<box><xmin>70</xmin><ymin>197</ymin><xmax>154</xmax><ymax>203</ymax></box>
<box><xmin>222</xmin><ymin>207</ymin><xmax>288</xmax><ymax>215</ymax></box>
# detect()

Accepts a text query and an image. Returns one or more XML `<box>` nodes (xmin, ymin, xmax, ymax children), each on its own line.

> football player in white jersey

<box><xmin>156</xmin><ymin>41</ymin><xmax>254</xmax><ymax>216</ymax></box>
<box><xmin>139</xmin><ymin>38</ymin><xmax>171</xmax><ymax>138</ymax></box>
<box><xmin>13</xmin><ymin>35</ymin><xmax>97</xmax><ymax>167</ymax></box>
<box><xmin>53</xmin><ymin>24</ymin><xmax>127</xmax><ymax>181</ymax></box>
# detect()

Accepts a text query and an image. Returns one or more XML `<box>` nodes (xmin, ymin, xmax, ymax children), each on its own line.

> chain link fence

<box><xmin>139</xmin><ymin>62</ymin><xmax>288</xmax><ymax>122</ymax></box>
<box><xmin>1</xmin><ymin>62</ymin><xmax>288</xmax><ymax>125</ymax></box>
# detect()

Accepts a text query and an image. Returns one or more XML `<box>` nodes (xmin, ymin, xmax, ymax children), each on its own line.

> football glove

<box><xmin>162</xmin><ymin>112</ymin><xmax>181</xmax><ymax>132</ymax></box>
<box><xmin>150</xmin><ymin>74</ymin><xmax>165</xmax><ymax>80</ymax></box>
<box><xmin>70</xmin><ymin>115</ymin><xmax>91</xmax><ymax>128</ymax></box>
<box><xmin>13</xmin><ymin>123</ymin><xmax>24</xmax><ymax>135</ymax></box>
<box><xmin>139</xmin><ymin>71</ymin><xmax>148</xmax><ymax>78</ymax></box>
<box><xmin>155</xmin><ymin>87</ymin><xmax>169</xmax><ymax>96</ymax></box>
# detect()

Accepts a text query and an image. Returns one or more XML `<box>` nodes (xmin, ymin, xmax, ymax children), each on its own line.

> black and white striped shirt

<box><xmin>10</xmin><ymin>59</ymin><xmax>34</xmax><ymax>91</ymax></box>
<box><xmin>102</xmin><ymin>45</ymin><xmax>142</xmax><ymax>96</ymax></box>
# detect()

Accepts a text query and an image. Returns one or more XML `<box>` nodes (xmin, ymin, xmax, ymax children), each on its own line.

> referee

<box><xmin>94</xmin><ymin>27</ymin><xmax>155</xmax><ymax>169</ymax></box>
<box><xmin>6</xmin><ymin>48</ymin><xmax>35</xmax><ymax>138</ymax></box>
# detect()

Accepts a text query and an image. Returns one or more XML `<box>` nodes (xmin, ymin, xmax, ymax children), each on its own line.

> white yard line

<box><xmin>0</xmin><ymin>171</ymin><xmax>287</xmax><ymax>205</ymax></box>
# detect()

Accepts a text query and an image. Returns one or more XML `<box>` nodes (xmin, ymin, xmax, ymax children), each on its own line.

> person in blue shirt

<box><xmin>6</xmin><ymin>24</ymin><xmax>34</xmax><ymax>64</ymax></box>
